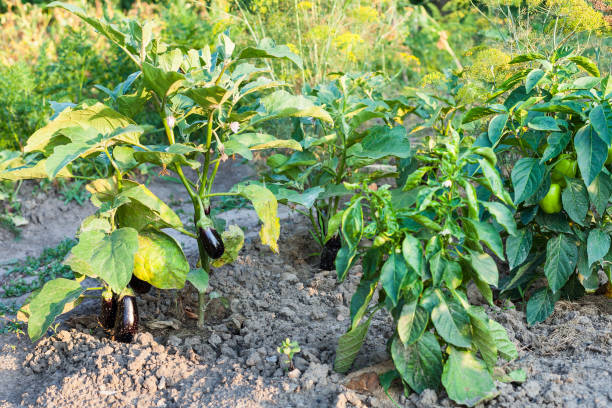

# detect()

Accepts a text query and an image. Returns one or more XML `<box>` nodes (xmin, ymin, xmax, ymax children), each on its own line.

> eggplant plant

<box><xmin>263</xmin><ymin>73</ymin><xmax>414</xmax><ymax>269</ymax></box>
<box><xmin>464</xmin><ymin>51</ymin><xmax>612</xmax><ymax>324</ymax></box>
<box><xmin>1</xmin><ymin>2</ymin><xmax>331</xmax><ymax>341</ymax></box>
<box><xmin>332</xmin><ymin>127</ymin><xmax>522</xmax><ymax>406</ymax></box>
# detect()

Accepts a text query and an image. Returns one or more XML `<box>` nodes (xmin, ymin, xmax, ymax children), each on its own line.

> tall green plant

<box><xmin>1</xmin><ymin>1</ymin><xmax>332</xmax><ymax>340</ymax></box>
<box><xmin>263</xmin><ymin>73</ymin><xmax>413</xmax><ymax>267</ymax></box>
<box><xmin>333</xmin><ymin>127</ymin><xmax>521</xmax><ymax>406</ymax></box>
<box><xmin>464</xmin><ymin>51</ymin><xmax>612</xmax><ymax>324</ymax></box>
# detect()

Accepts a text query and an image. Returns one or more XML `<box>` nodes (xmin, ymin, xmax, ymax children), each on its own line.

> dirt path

<box><xmin>0</xmin><ymin>164</ymin><xmax>611</xmax><ymax>408</ymax></box>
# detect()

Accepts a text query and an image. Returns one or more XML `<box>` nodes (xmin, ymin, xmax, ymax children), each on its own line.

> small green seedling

<box><xmin>277</xmin><ymin>338</ymin><xmax>300</xmax><ymax>370</ymax></box>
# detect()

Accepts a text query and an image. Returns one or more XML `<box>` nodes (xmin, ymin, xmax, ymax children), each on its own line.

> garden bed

<box><xmin>0</xmin><ymin>177</ymin><xmax>610</xmax><ymax>408</ymax></box>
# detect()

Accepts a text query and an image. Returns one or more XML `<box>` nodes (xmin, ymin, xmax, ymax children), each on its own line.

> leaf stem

<box><xmin>203</xmin><ymin>192</ymin><xmax>240</xmax><ymax>198</ymax></box>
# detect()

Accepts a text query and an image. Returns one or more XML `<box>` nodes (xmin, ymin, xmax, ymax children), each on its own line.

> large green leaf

<box><xmin>349</xmin><ymin>279</ymin><xmax>377</xmax><ymax>329</ymax></box>
<box><xmin>226</xmin><ymin>133</ymin><xmax>302</xmax><ymax>153</ymax></box>
<box><xmin>479</xmin><ymin>159</ymin><xmax>513</xmax><ymax>205</ymax></box>
<box><xmin>544</xmin><ymin>234</ymin><xmax>578</xmax><ymax>293</ymax></box>
<box><xmin>587</xmin><ymin>228</ymin><xmax>610</xmax><ymax>267</ymax></box>
<box><xmin>71</xmin><ymin>228</ymin><xmax>139</xmax><ymax>293</ymax></box>
<box><xmin>463</xmin><ymin>219</ymin><xmax>504</xmax><ymax>260</ymax></box>
<box><xmin>506</xmin><ymin>228</ymin><xmax>532</xmax><ymax>270</ymax></box>
<box><xmin>66</xmin><ymin>229</ymin><xmax>105</xmax><ymax>278</ymax></box>
<box><xmin>540</xmin><ymin>132</ymin><xmax>571</xmax><ymax>163</ymax></box>
<box><xmin>462</xmin><ymin>107</ymin><xmax>497</xmax><ymax>124</ymax></box>
<box><xmin>234</xmin><ymin>184</ymin><xmax>280</xmax><ymax>252</ymax></box>
<box><xmin>251</xmin><ymin>90</ymin><xmax>332</xmax><ymax>125</ymax></box>
<box><xmin>508</xmin><ymin>53</ymin><xmax>545</xmax><ymax>64</ymax></box>
<box><xmin>589</xmin><ymin>103</ymin><xmax>611</xmax><ymax>144</ymax></box>
<box><xmin>275</xmin><ymin>151</ymin><xmax>317</xmax><ymax>171</ymax></box>
<box><xmin>442</xmin><ymin>348</ymin><xmax>496</xmax><ymax>407</ymax></box>
<box><xmin>26</xmin><ymin>278</ymin><xmax>84</xmax><ymax>341</ymax></box>
<box><xmin>398</xmin><ymin>296</ymin><xmax>429</xmax><ymax>345</ymax></box>
<box><xmin>528</xmin><ymin>116</ymin><xmax>561</xmax><ymax>132</ymax></box>
<box><xmin>183</xmin><ymin>86</ymin><xmax>227</xmax><ymax>110</ymax></box>
<box><xmin>511</xmin><ymin>158</ymin><xmax>547</xmax><ymax>204</ymax></box>
<box><xmin>587</xmin><ymin>173</ymin><xmax>612</xmax><ymax>215</ymax></box>
<box><xmin>429</xmin><ymin>251</ymin><xmax>447</xmax><ymax>287</ymax></box>
<box><xmin>348</xmin><ymin>126</ymin><xmax>412</xmax><ymax>160</ymax></box>
<box><xmin>24</xmin><ymin>102</ymin><xmax>137</xmax><ymax>153</ymax></box>
<box><xmin>526</xmin><ymin>287</ymin><xmax>560</xmax><ymax>325</ymax></box>
<box><xmin>403</xmin><ymin>167</ymin><xmax>431</xmax><ymax>191</ymax></box>
<box><xmin>488</xmin><ymin>320</ymin><xmax>518</xmax><ymax>361</ymax></box>
<box><xmin>569</xmin><ymin>56</ymin><xmax>600</xmax><ymax>77</ymax></box>
<box><xmin>402</xmin><ymin>234</ymin><xmax>424</xmax><ymax>276</ymax></box>
<box><xmin>431</xmin><ymin>289</ymin><xmax>472</xmax><ymax>348</ymax></box>
<box><xmin>525</xmin><ymin>69</ymin><xmax>546</xmax><ymax>93</ymax></box>
<box><xmin>46</xmin><ymin>125</ymin><xmax>145</xmax><ymax>178</ymax></box>
<box><xmin>443</xmin><ymin>260</ymin><xmax>463</xmax><ymax>289</ymax></box>
<box><xmin>380</xmin><ymin>252</ymin><xmax>409</xmax><ymax>306</ymax></box>
<box><xmin>466</xmin><ymin>248</ymin><xmax>498</xmax><ymax>287</ymax></box>
<box><xmin>142</xmin><ymin>62</ymin><xmax>185</xmax><ymax>99</ymax></box>
<box><xmin>237</xmin><ymin>38</ymin><xmax>303</xmax><ymax>68</ymax></box>
<box><xmin>272</xmin><ymin>186</ymin><xmax>324</xmax><ymax>208</ymax></box>
<box><xmin>468</xmin><ymin>308</ymin><xmax>497</xmax><ymax>370</ymax></box>
<box><xmin>488</xmin><ymin>113</ymin><xmax>508</xmax><ymax>145</ymax></box>
<box><xmin>481</xmin><ymin>202</ymin><xmax>518</xmax><ymax>236</ymax></box>
<box><xmin>575</xmin><ymin>124</ymin><xmax>607</xmax><ymax>186</ymax></box>
<box><xmin>391</xmin><ymin>333</ymin><xmax>443</xmax><ymax>393</ymax></box>
<box><xmin>334</xmin><ymin>316</ymin><xmax>372</xmax><ymax>373</ymax></box>
<box><xmin>117</xmin><ymin>181</ymin><xmax>183</xmax><ymax>228</ymax></box>
<box><xmin>133</xmin><ymin>230</ymin><xmax>189</xmax><ymax>288</ymax></box>
<box><xmin>0</xmin><ymin>158</ymin><xmax>72</xmax><ymax>180</ymax></box>
<box><xmin>561</xmin><ymin>178</ymin><xmax>589</xmax><ymax>225</ymax></box>
<box><xmin>335</xmin><ymin>245</ymin><xmax>358</xmax><ymax>282</ymax></box>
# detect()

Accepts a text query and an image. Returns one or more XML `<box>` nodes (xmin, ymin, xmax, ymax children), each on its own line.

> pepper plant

<box><xmin>1</xmin><ymin>2</ymin><xmax>332</xmax><ymax>341</ymax></box>
<box><xmin>263</xmin><ymin>73</ymin><xmax>413</xmax><ymax>269</ymax></box>
<box><xmin>332</xmin><ymin>127</ymin><xmax>520</xmax><ymax>406</ymax></box>
<box><xmin>464</xmin><ymin>50</ymin><xmax>612</xmax><ymax>325</ymax></box>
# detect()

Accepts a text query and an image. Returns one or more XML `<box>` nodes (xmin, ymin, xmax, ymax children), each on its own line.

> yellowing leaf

<box><xmin>24</xmin><ymin>102</ymin><xmax>137</xmax><ymax>153</ymax></box>
<box><xmin>234</xmin><ymin>184</ymin><xmax>280</xmax><ymax>252</ymax></box>
<box><xmin>212</xmin><ymin>225</ymin><xmax>245</xmax><ymax>267</ymax></box>
<box><xmin>133</xmin><ymin>230</ymin><xmax>189</xmax><ymax>289</ymax></box>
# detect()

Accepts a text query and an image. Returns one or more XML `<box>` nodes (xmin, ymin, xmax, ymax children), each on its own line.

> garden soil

<box><xmin>1</xmin><ymin>164</ymin><xmax>611</xmax><ymax>408</ymax></box>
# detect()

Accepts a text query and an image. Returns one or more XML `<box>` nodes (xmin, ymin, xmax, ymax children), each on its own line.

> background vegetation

<box><xmin>0</xmin><ymin>0</ymin><xmax>610</xmax><ymax>404</ymax></box>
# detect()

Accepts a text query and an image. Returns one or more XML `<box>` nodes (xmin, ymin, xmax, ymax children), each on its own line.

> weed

<box><xmin>58</xmin><ymin>180</ymin><xmax>90</xmax><ymax>205</ymax></box>
<box><xmin>1</xmin><ymin>239</ymin><xmax>76</xmax><ymax>298</ymax></box>
<box><xmin>277</xmin><ymin>338</ymin><xmax>301</xmax><ymax>370</ymax></box>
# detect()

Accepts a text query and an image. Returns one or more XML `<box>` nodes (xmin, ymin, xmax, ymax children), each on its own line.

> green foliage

<box><xmin>332</xmin><ymin>129</ymin><xmax>518</xmax><ymax>405</ymax></box>
<box><xmin>277</xmin><ymin>338</ymin><xmax>301</xmax><ymax>370</ymax></box>
<box><xmin>1</xmin><ymin>239</ymin><xmax>76</xmax><ymax>299</ymax></box>
<box><xmin>6</xmin><ymin>3</ymin><xmax>332</xmax><ymax>340</ymax></box>
<box><xmin>470</xmin><ymin>51</ymin><xmax>612</xmax><ymax>324</ymax></box>
<box><xmin>0</xmin><ymin>22</ymin><xmax>133</xmax><ymax>151</ymax></box>
<box><xmin>263</xmin><ymin>73</ymin><xmax>413</xmax><ymax>250</ymax></box>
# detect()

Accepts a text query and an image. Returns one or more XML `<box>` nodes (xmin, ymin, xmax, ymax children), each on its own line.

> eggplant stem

<box><xmin>195</xmin><ymin>219</ymin><xmax>211</xmax><ymax>329</ymax></box>
<box><xmin>198</xmin><ymin>291</ymin><xmax>207</xmax><ymax>328</ymax></box>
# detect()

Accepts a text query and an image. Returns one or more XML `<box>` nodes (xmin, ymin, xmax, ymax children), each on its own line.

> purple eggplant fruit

<box><xmin>113</xmin><ymin>294</ymin><xmax>139</xmax><ymax>343</ymax></box>
<box><xmin>129</xmin><ymin>274</ymin><xmax>152</xmax><ymax>294</ymax></box>
<box><xmin>198</xmin><ymin>227</ymin><xmax>224</xmax><ymax>259</ymax></box>
<box><xmin>98</xmin><ymin>292</ymin><xmax>117</xmax><ymax>331</ymax></box>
